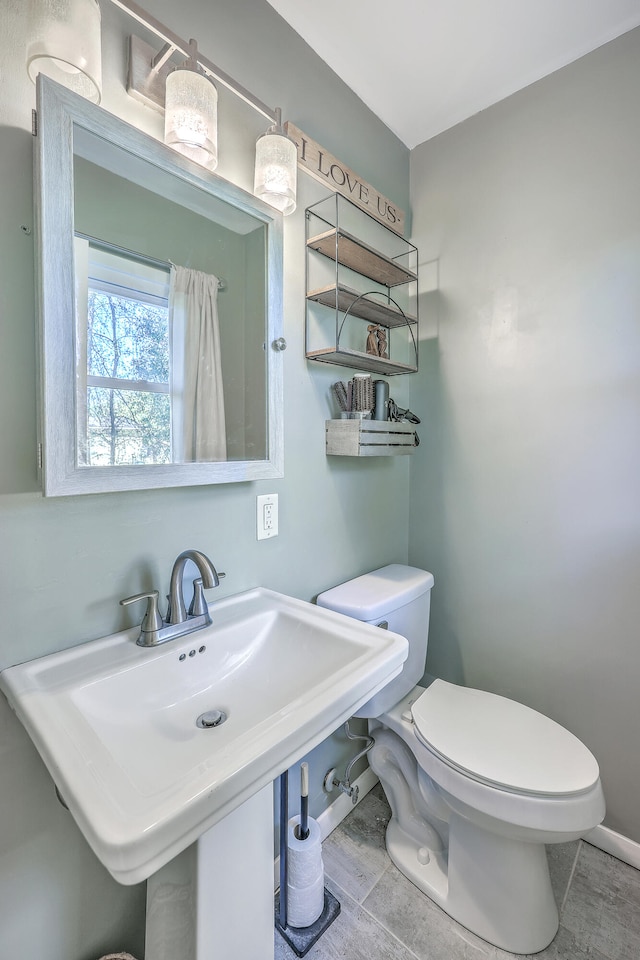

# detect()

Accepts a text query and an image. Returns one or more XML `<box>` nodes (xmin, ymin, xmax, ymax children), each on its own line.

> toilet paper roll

<box><xmin>286</xmin><ymin>815</ymin><xmax>324</xmax><ymax>927</ymax></box>
<box><xmin>287</xmin><ymin>816</ymin><xmax>323</xmax><ymax>887</ymax></box>
<box><xmin>287</xmin><ymin>872</ymin><xmax>325</xmax><ymax>928</ymax></box>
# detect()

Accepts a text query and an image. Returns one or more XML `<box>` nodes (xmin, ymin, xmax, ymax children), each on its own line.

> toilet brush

<box><xmin>297</xmin><ymin>763</ymin><xmax>310</xmax><ymax>840</ymax></box>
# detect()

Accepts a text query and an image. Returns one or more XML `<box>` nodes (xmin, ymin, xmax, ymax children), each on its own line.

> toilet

<box><xmin>317</xmin><ymin>564</ymin><xmax>605</xmax><ymax>954</ymax></box>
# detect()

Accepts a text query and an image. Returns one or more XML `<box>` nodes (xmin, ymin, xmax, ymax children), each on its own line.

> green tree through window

<box><xmin>83</xmin><ymin>243</ymin><xmax>171</xmax><ymax>466</ymax></box>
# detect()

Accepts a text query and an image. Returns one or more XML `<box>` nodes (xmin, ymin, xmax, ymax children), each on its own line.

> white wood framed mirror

<box><xmin>35</xmin><ymin>76</ymin><xmax>284</xmax><ymax>496</ymax></box>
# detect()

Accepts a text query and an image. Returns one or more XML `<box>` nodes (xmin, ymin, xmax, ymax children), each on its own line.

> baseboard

<box><xmin>315</xmin><ymin>767</ymin><xmax>379</xmax><ymax>841</ymax></box>
<box><xmin>274</xmin><ymin>768</ymin><xmax>379</xmax><ymax>887</ymax></box>
<box><xmin>583</xmin><ymin>824</ymin><xmax>640</xmax><ymax>870</ymax></box>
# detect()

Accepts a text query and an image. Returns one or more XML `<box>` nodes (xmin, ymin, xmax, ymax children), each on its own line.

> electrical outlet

<box><xmin>256</xmin><ymin>493</ymin><xmax>278</xmax><ymax>540</ymax></box>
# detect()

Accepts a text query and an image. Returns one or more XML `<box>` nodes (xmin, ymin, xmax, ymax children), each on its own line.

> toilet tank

<box><xmin>317</xmin><ymin>564</ymin><xmax>434</xmax><ymax>718</ymax></box>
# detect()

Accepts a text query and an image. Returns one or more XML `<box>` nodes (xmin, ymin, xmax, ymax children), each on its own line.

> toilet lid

<box><xmin>411</xmin><ymin>680</ymin><xmax>600</xmax><ymax>796</ymax></box>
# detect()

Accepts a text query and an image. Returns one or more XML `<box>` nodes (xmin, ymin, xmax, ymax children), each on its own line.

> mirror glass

<box><xmin>35</xmin><ymin>76</ymin><xmax>284</xmax><ymax>496</ymax></box>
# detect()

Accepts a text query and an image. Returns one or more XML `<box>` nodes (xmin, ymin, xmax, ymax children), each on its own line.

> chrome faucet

<box><xmin>168</xmin><ymin>549</ymin><xmax>222</xmax><ymax>624</ymax></box>
<box><xmin>121</xmin><ymin>549</ymin><xmax>225</xmax><ymax>647</ymax></box>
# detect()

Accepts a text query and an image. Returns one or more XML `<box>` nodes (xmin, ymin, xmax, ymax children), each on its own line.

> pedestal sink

<box><xmin>0</xmin><ymin>586</ymin><xmax>408</xmax><ymax>959</ymax></box>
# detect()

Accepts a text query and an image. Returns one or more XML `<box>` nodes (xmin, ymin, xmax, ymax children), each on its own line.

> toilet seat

<box><xmin>411</xmin><ymin>680</ymin><xmax>600</xmax><ymax>797</ymax></box>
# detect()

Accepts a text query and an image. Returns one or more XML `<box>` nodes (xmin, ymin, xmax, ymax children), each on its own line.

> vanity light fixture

<box><xmin>164</xmin><ymin>40</ymin><xmax>218</xmax><ymax>171</ymax></box>
<box><xmin>254</xmin><ymin>108</ymin><xmax>298</xmax><ymax>216</ymax></box>
<box><xmin>26</xmin><ymin>0</ymin><xmax>102</xmax><ymax>103</ymax></box>
<box><xmin>106</xmin><ymin>0</ymin><xmax>298</xmax><ymax>214</ymax></box>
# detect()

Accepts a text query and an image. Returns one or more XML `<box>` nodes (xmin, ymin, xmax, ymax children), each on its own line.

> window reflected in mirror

<box><xmin>73</xmin><ymin>152</ymin><xmax>268</xmax><ymax>467</ymax></box>
<box><xmin>76</xmin><ymin>240</ymin><xmax>171</xmax><ymax>467</ymax></box>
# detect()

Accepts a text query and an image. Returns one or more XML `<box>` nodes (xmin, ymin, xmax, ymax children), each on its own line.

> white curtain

<box><xmin>170</xmin><ymin>265</ymin><xmax>227</xmax><ymax>462</ymax></box>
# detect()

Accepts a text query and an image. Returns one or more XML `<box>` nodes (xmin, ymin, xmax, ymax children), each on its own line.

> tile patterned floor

<box><xmin>275</xmin><ymin>785</ymin><xmax>640</xmax><ymax>960</ymax></box>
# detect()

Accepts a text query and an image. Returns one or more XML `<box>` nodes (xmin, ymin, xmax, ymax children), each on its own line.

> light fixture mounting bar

<box><xmin>108</xmin><ymin>0</ymin><xmax>277</xmax><ymax>122</ymax></box>
<box><xmin>151</xmin><ymin>42</ymin><xmax>175</xmax><ymax>73</ymax></box>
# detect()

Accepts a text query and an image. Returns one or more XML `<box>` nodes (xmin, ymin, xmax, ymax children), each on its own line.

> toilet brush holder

<box><xmin>275</xmin><ymin>771</ymin><xmax>340</xmax><ymax>957</ymax></box>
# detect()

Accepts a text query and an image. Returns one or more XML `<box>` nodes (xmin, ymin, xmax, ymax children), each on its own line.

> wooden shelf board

<box><xmin>306</xmin><ymin>347</ymin><xmax>417</xmax><ymax>376</ymax></box>
<box><xmin>307</xmin><ymin>284</ymin><xmax>417</xmax><ymax>329</ymax></box>
<box><xmin>307</xmin><ymin>228</ymin><xmax>417</xmax><ymax>287</ymax></box>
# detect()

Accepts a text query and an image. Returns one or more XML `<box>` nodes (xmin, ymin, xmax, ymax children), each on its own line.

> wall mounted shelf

<box><xmin>326</xmin><ymin>419</ymin><xmax>418</xmax><ymax>456</ymax></box>
<box><xmin>305</xmin><ymin>194</ymin><xmax>418</xmax><ymax>377</ymax></box>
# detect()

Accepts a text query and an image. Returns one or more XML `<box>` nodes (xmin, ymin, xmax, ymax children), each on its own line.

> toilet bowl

<box><xmin>317</xmin><ymin>565</ymin><xmax>605</xmax><ymax>954</ymax></box>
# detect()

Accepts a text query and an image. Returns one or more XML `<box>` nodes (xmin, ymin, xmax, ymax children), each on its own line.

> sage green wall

<box><xmin>409</xmin><ymin>28</ymin><xmax>640</xmax><ymax>845</ymax></box>
<box><xmin>0</xmin><ymin>1</ymin><xmax>410</xmax><ymax>957</ymax></box>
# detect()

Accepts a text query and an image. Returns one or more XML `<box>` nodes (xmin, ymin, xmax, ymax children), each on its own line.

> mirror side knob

<box><xmin>271</xmin><ymin>337</ymin><xmax>287</xmax><ymax>351</ymax></box>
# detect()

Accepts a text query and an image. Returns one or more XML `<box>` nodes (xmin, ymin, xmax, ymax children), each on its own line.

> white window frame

<box><xmin>75</xmin><ymin>237</ymin><xmax>172</xmax><ymax>466</ymax></box>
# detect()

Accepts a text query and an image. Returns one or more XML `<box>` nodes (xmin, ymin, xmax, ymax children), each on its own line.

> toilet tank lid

<box><xmin>317</xmin><ymin>564</ymin><xmax>434</xmax><ymax>621</ymax></box>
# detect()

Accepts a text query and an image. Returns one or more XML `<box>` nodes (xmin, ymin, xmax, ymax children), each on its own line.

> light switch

<box><xmin>257</xmin><ymin>493</ymin><xmax>278</xmax><ymax>540</ymax></box>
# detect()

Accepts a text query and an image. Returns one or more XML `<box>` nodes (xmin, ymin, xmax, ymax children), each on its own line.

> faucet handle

<box><xmin>186</xmin><ymin>562</ymin><xmax>228</xmax><ymax>618</ymax></box>
<box><xmin>120</xmin><ymin>590</ymin><xmax>164</xmax><ymax>643</ymax></box>
<box><xmin>187</xmin><ymin>573</ymin><xmax>226</xmax><ymax>617</ymax></box>
<box><xmin>188</xmin><ymin>578</ymin><xmax>208</xmax><ymax>616</ymax></box>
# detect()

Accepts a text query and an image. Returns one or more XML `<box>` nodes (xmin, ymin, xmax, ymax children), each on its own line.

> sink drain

<box><xmin>196</xmin><ymin>709</ymin><xmax>227</xmax><ymax>729</ymax></box>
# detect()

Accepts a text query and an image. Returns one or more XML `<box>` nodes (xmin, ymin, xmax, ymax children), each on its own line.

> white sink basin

<box><xmin>0</xmin><ymin>587</ymin><xmax>407</xmax><ymax>884</ymax></box>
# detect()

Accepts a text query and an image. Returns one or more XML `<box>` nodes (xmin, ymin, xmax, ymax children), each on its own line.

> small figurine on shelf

<box><xmin>366</xmin><ymin>324</ymin><xmax>380</xmax><ymax>356</ymax></box>
<box><xmin>376</xmin><ymin>326</ymin><xmax>389</xmax><ymax>359</ymax></box>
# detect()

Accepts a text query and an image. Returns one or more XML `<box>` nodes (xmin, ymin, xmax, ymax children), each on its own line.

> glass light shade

<box><xmin>164</xmin><ymin>68</ymin><xmax>218</xmax><ymax>172</ymax></box>
<box><xmin>254</xmin><ymin>132</ymin><xmax>297</xmax><ymax>216</ymax></box>
<box><xmin>27</xmin><ymin>0</ymin><xmax>102</xmax><ymax>103</ymax></box>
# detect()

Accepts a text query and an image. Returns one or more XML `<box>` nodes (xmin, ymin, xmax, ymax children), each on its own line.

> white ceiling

<box><xmin>266</xmin><ymin>0</ymin><xmax>640</xmax><ymax>149</ymax></box>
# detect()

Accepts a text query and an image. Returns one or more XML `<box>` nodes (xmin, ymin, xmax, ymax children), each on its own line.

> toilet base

<box><xmin>368</xmin><ymin>723</ymin><xmax>560</xmax><ymax>954</ymax></box>
<box><xmin>385</xmin><ymin>809</ymin><xmax>559</xmax><ymax>954</ymax></box>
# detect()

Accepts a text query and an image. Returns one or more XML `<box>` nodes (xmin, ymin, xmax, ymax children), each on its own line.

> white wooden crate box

<box><xmin>326</xmin><ymin>419</ymin><xmax>418</xmax><ymax>457</ymax></box>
